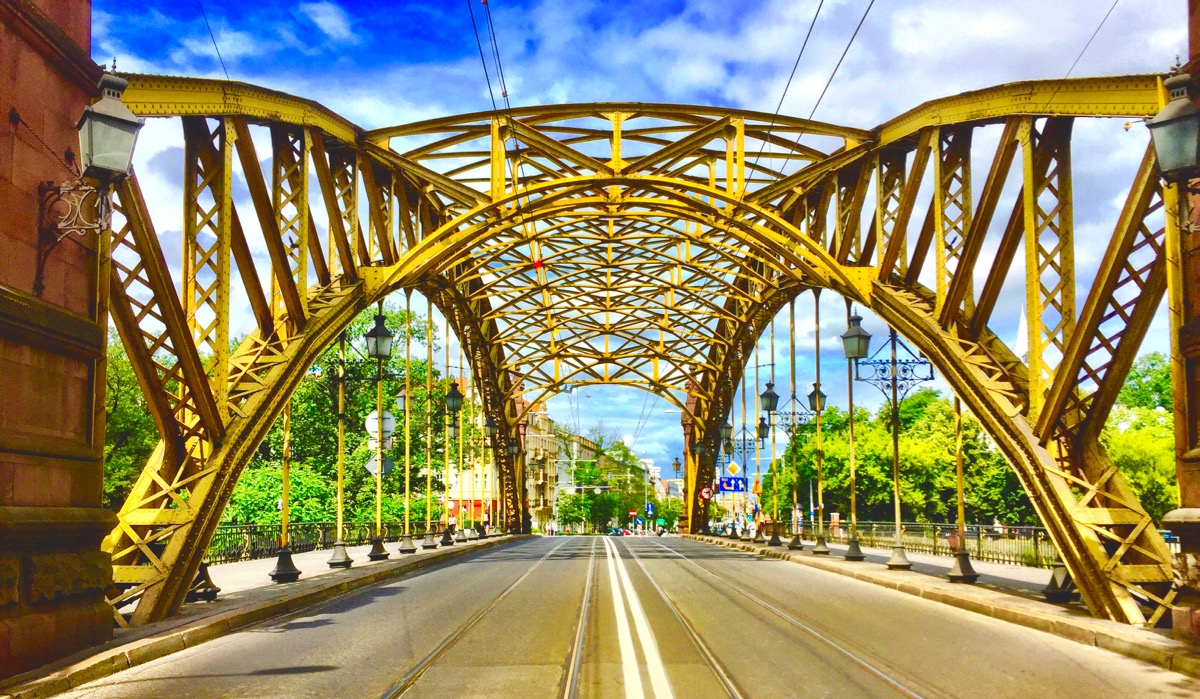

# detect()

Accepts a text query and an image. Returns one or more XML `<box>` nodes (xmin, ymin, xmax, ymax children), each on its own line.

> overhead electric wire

<box><xmin>196</xmin><ymin>0</ymin><xmax>230</xmax><ymax>81</ymax></box>
<box><xmin>1038</xmin><ymin>0</ymin><xmax>1121</xmax><ymax>110</ymax></box>
<box><xmin>747</xmin><ymin>0</ymin><xmax>826</xmax><ymax>177</ymax></box>
<box><xmin>465</xmin><ymin>0</ymin><xmax>499</xmax><ymax>112</ymax></box>
<box><xmin>792</xmin><ymin>0</ymin><xmax>875</xmax><ymax>146</ymax></box>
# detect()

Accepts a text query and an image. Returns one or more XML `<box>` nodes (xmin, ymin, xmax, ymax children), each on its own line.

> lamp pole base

<box><xmin>843</xmin><ymin>537</ymin><xmax>866</xmax><ymax>561</ymax></box>
<box><xmin>327</xmin><ymin>541</ymin><xmax>353</xmax><ymax>569</ymax></box>
<box><xmin>787</xmin><ymin>533</ymin><xmax>804</xmax><ymax>550</ymax></box>
<box><xmin>885</xmin><ymin>544</ymin><xmax>912</xmax><ymax>570</ymax></box>
<box><xmin>739</xmin><ymin>530</ymin><xmax>751</xmax><ymax>542</ymax></box>
<box><xmin>366</xmin><ymin>537</ymin><xmax>390</xmax><ymax>561</ymax></box>
<box><xmin>730</xmin><ymin>527</ymin><xmax>742</xmax><ymax>542</ymax></box>
<box><xmin>454</xmin><ymin>528</ymin><xmax>467</xmax><ymax>543</ymax></box>
<box><xmin>269</xmin><ymin>547</ymin><xmax>301</xmax><ymax>583</ymax></box>
<box><xmin>767</xmin><ymin>528</ymin><xmax>783</xmax><ymax>547</ymax></box>
<box><xmin>812</xmin><ymin>535</ymin><xmax>831</xmax><ymax>555</ymax></box>
<box><xmin>421</xmin><ymin>532</ymin><xmax>439</xmax><ymax>549</ymax></box>
<box><xmin>947</xmin><ymin>549</ymin><xmax>980</xmax><ymax>583</ymax></box>
<box><xmin>752</xmin><ymin>529</ymin><xmax>765</xmax><ymax>544</ymax></box>
<box><xmin>440</xmin><ymin>529</ymin><xmax>455</xmax><ymax>546</ymax></box>
<box><xmin>398</xmin><ymin>534</ymin><xmax>417</xmax><ymax>554</ymax></box>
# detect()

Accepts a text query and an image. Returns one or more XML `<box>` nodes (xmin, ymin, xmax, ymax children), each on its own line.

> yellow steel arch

<box><xmin>102</xmin><ymin>73</ymin><xmax>1181</xmax><ymax>631</ymax></box>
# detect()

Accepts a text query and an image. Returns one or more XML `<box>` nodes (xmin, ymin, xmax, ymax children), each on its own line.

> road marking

<box><xmin>612</xmin><ymin>539</ymin><xmax>674</xmax><ymax>699</ymax></box>
<box><xmin>622</xmin><ymin>539</ymin><xmax>744</xmax><ymax>699</ymax></box>
<box><xmin>603</xmin><ymin>536</ymin><xmax>645</xmax><ymax>698</ymax></box>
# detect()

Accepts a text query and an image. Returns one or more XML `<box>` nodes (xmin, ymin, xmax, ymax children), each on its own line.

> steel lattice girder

<box><xmin>102</xmin><ymin>71</ymin><xmax>1183</xmax><ymax>628</ymax></box>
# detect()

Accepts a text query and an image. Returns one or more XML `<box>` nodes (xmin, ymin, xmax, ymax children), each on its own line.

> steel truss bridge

<box><xmin>101</xmin><ymin>72</ymin><xmax>1183</xmax><ymax>632</ymax></box>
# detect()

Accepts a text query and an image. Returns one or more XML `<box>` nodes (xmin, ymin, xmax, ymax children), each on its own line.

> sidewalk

<box><xmin>685</xmin><ymin>533</ymin><xmax>1200</xmax><ymax>680</ymax></box>
<box><xmin>1</xmin><ymin>534</ymin><xmax>524</xmax><ymax>699</ymax></box>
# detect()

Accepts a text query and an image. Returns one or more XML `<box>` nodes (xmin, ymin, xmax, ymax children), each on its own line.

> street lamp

<box><xmin>32</xmin><ymin>73</ymin><xmax>145</xmax><ymax>297</ymax></box>
<box><xmin>508</xmin><ymin>437</ymin><xmax>520</xmax><ymax>457</ymax></box>
<box><xmin>759</xmin><ymin>382</ymin><xmax>780</xmax><ymax>413</ymax></box>
<box><xmin>77</xmin><ymin>74</ymin><xmax>144</xmax><ymax>183</ymax></box>
<box><xmin>484</xmin><ymin>414</ymin><xmax>497</xmax><ymax>439</ymax></box>
<box><xmin>807</xmin><ymin>384</ymin><xmax>826</xmax><ymax>412</ymax></box>
<box><xmin>756</xmin><ymin>416</ymin><xmax>770</xmax><ymax>442</ymax></box>
<box><xmin>1149</xmin><ymin>73</ymin><xmax>1200</xmax><ymax>176</ymax></box>
<box><xmin>364</xmin><ymin>306</ymin><xmax>395</xmax><ymax>561</ymax></box>
<box><xmin>839</xmin><ymin>309</ymin><xmax>870</xmax><ymax>562</ymax></box>
<box><xmin>854</xmin><ymin>326</ymin><xmax>934</xmax><ymax>570</ymax></box>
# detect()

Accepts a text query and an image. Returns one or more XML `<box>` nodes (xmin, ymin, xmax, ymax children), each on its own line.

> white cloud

<box><xmin>298</xmin><ymin>1</ymin><xmax>358</xmax><ymax>44</ymax></box>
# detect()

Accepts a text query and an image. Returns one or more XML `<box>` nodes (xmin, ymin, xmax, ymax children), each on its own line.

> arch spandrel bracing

<box><xmin>105</xmin><ymin>72</ymin><xmax>1179</xmax><ymax>628</ymax></box>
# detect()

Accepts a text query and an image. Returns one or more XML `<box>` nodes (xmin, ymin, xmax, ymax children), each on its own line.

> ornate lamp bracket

<box><xmin>35</xmin><ymin>180</ymin><xmax>110</xmax><ymax>297</ymax></box>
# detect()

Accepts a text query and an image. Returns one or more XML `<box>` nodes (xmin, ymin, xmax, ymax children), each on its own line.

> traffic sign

<box><xmin>365</xmin><ymin>410</ymin><xmax>396</xmax><ymax>437</ymax></box>
<box><xmin>656</xmin><ymin>518</ymin><xmax>665</xmax><ymax>526</ymax></box>
<box><xmin>635</xmin><ymin>517</ymin><xmax>644</xmax><ymax>526</ymax></box>
<box><xmin>719</xmin><ymin>477</ymin><xmax>747</xmax><ymax>493</ymax></box>
<box><xmin>364</xmin><ymin>454</ymin><xmax>395</xmax><ymax>476</ymax></box>
<box><xmin>367</xmin><ymin>436</ymin><xmax>394</xmax><ymax>452</ymax></box>
<box><xmin>645</xmin><ymin>502</ymin><xmax>655</xmax><ymax>516</ymax></box>
<box><xmin>629</xmin><ymin>509</ymin><xmax>637</xmax><ymax>518</ymax></box>
<box><xmin>727</xmin><ymin>463</ymin><xmax>740</xmax><ymax>475</ymax></box>
<box><xmin>699</xmin><ymin>485</ymin><xmax>714</xmax><ymax>501</ymax></box>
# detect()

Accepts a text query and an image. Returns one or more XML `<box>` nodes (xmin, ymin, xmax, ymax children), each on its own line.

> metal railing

<box><xmin>796</xmin><ymin>520</ymin><xmax>1181</xmax><ymax>568</ymax></box>
<box><xmin>205</xmin><ymin>521</ymin><xmax>443</xmax><ymax>565</ymax></box>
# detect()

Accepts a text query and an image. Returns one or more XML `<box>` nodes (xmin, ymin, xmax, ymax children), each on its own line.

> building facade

<box><xmin>1</xmin><ymin>0</ymin><xmax>117</xmax><ymax>676</ymax></box>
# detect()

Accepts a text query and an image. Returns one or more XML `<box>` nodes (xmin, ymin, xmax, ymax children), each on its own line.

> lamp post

<box><xmin>327</xmin><ymin>334</ymin><xmax>354</xmax><ymax>567</ymax></box>
<box><xmin>839</xmin><ymin>307</ymin><xmax>870</xmax><ymax>561</ymax></box>
<box><xmin>854</xmin><ymin>325</ymin><xmax>934</xmax><ymax>570</ymax></box>
<box><xmin>364</xmin><ymin>304</ymin><xmax>395</xmax><ymax>561</ymax></box>
<box><xmin>446</xmin><ymin>379</ymin><xmax>465</xmax><ymax>543</ymax></box>
<box><xmin>422</xmin><ymin>298</ymin><xmax>438</xmax><ymax>550</ymax></box>
<box><xmin>808</xmin><ymin>380</ymin><xmax>830</xmax><ymax>555</ymax></box>
<box><xmin>268</xmin><ymin>401</ymin><xmax>301</xmax><ymax>582</ymax></box>
<box><xmin>761</xmin><ymin>379</ymin><xmax>783</xmax><ymax>547</ymax></box>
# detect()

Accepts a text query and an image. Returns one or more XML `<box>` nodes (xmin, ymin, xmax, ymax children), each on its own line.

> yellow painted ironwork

<box><xmin>101</xmin><ymin>72</ymin><xmax>1182</xmax><ymax>630</ymax></box>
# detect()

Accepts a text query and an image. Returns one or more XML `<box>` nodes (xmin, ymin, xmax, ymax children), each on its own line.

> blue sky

<box><xmin>92</xmin><ymin>0</ymin><xmax>1188</xmax><ymax>473</ymax></box>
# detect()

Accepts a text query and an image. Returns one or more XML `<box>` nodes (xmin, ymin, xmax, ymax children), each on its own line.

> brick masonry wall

<box><xmin>1</xmin><ymin>0</ymin><xmax>119</xmax><ymax>678</ymax></box>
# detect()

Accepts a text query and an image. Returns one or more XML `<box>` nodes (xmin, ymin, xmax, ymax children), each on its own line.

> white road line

<box><xmin>613</xmin><ymin>540</ymin><xmax>674</xmax><ymax>699</ymax></box>
<box><xmin>604</xmin><ymin>536</ymin><xmax>645</xmax><ymax>698</ymax></box>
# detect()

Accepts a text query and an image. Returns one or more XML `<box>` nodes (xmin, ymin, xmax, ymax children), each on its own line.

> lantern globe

<box><xmin>760</xmin><ymin>382</ymin><xmax>780</xmax><ymax>413</ymax></box>
<box><xmin>77</xmin><ymin>74</ymin><xmax>144</xmax><ymax>183</ymax></box>
<box><xmin>1149</xmin><ymin>73</ymin><xmax>1200</xmax><ymax>176</ymax></box>
<box><xmin>808</xmin><ymin>383</ymin><xmax>827</xmax><ymax>412</ymax></box>
<box><xmin>841</xmin><ymin>312</ymin><xmax>872</xmax><ymax>360</ymax></box>
<box><xmin>364</xmin><ymin>314</ymin><xmax>395</xmax><ymax>359</ymax></box>
<box><xmin>445</xmin><ymin>380</ymin><xmax>464</xmax><ymax>414</ymax></box>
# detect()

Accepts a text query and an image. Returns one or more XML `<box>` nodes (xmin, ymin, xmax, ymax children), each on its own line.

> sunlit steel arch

<box><xmin>100</xmin><ymin>73</ymin><xmax>1186</xmax><ymax>632</ymax></box>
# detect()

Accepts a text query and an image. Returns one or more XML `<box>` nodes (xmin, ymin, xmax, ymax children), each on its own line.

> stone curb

<box><xmin>0</xmin><ymin>535</ymin><xmax>529</xmax><ymax>699</ymax></box>
<box><xmin>683</xmin><ymin>534</ymin><xmax>1200</xmax><ymax>680</ymax></box>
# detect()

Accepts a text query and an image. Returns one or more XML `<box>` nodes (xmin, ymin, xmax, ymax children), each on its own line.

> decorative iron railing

<box><xmin>775</xmin><ymin>520</ymin><xmax>1181</xmax><ymax>569</ymax></box>
<box><xmin>205</xmin><ymin>521</ymin><xmax>444</xmax><ymax>565</ymax></box>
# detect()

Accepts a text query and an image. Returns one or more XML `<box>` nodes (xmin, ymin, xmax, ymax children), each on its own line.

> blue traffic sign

<box><xmin>635</xmin><ymin>517</ymin><xmax>645</xmax><ymax>526</ymax></box>
<box><xmin>719</xmin><ymin>477</ymin><xmax>747</xmax><ymax>493</ymax></box>
<box><xmin>645</xmin><ymin>502</ymin><xmax>655</xmax><ymax>516</ymax></box>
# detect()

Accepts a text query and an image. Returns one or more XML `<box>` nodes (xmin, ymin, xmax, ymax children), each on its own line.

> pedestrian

<box><xmin>448</xmin><ymin>512</ymin><xmax>457</xmax><ymax>534</ymax></box>
<box><xmin>482</xmin><ymin>510</ymin><xmax>490</xmax><ymax>535</ymax></box>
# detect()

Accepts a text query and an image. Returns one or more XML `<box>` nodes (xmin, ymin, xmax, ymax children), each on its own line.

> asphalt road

<box><xmin>60</xmin><ymin>536</ymin><xmax>1200</xmax><ymax>698</ymax></box>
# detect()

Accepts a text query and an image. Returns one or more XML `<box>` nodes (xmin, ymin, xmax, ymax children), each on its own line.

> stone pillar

<box><xmin>0</xmin><ymin>0</ymin><xmax>118</xmax><ymax>677</ymax></box>
<box><xmin>1164</xmin><ymin>0</ymin><xmax>1200</xmax><ymax>644</ymax></box>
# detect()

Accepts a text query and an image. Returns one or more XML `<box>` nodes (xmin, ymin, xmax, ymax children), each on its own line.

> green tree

<box><xmin>1117</xmin><ymin>352</ymin><xmax>1172</xmax><ymax>411</ymax></box>
<box><xmin>1102</xmin><ymin>405</ymin><xmax>1178</xmax><ymax>523</ymax></box>
<box><xmin>102</xmin><ymin>330</ymin><xmax>161</xmax><ymax>511</ymax></box>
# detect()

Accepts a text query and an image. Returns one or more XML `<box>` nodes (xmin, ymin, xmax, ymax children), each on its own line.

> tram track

<box><xmin>644</xmin><ymin>537</ymin><xmax>941</xmax><ymax>699</ymax></box>
<box><xmin>379</xmin><ymin>537</ymin><xmax>599</xmax><ymax>699</ymax></box>
<box><xmin>619</xmin><ymin>538</ymin><xmax>746</xmax><ymax>699</ymax></box>
<box><xmin>379</xmin><ymin>538</ymin><xmax>573</xmax><ymax>698</ymax></box>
